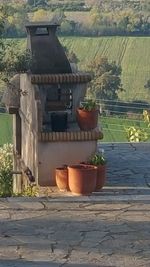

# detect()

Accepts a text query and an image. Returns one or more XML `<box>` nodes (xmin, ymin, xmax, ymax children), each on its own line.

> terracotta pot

<box><xmin>68</xmin><ymin>164</ymin><xmax>97</xmax><ymax>195</ymax></box>
<box><xmin>55</xmin><ymin>167</ymin><xmax>69</xmax><ymax>192</ymax></box>
<box><xmin>96</xmin><ymin>164</ymin><xmax>106</xmax><ymax>190</ymax></box>
<box><xmin>76</xmin><ymin>108</ymin><xmax>99</xmax><ymax>131</ymax></box>
<box><xmin>80</xmin><ymin>162</ymin><xmax>106</xmax><ymax>191</ymax></box>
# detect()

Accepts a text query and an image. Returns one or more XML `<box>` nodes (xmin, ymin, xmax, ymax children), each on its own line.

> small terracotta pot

<box><xmin>68</xmin><ymin>164</ymin><xmax>97</xmax><ymax>195</ymax></box>
<box><xmin>76</xmin><ymin>108</ymin><xmax>99</xmax><ymax>131</ymax></box>
<box><xmin>55</xmin><ymin>167</ymin><xmax>69</xmax><ymax>192</ymax></box>
<box><xmin>96</xmin><ymin>165</ymin><xmax>106</xmax><ymax>190</ymax></box>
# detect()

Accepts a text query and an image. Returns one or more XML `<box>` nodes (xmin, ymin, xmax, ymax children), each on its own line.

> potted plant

<box><xmin>89</xmin><ymin>150</ymin><xmax>107</xmax><ymax>190</ymax></box>
<box><xmin>76</xmin><ymin>99</ymin><xmax>99</xmax><ymax>131</ymax></box>
<box><xmin>68</xmin><ymin>164</ymin><xmax>97</xmax><ymax>195</ymax></box>
<box><xmin>55</xmin><ymin>165</ymin><xmax>69</xmax><ymax>192</ymax></box>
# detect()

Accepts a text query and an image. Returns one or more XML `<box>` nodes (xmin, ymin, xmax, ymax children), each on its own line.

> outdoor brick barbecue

<box><xmin>3</xmin><ymin>22</ymin><xmax>103</xmax><ymax>192</ymax></box>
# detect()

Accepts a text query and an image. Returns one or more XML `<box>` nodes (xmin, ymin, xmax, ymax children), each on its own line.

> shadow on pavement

<box><xmin>0</xmin><ymin>260</ymin><xmax>116</xmax><ymax>267</ymax></box>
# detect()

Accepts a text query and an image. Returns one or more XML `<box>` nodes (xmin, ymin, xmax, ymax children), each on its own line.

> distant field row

<box><xmin>60</xmin><ymin>36</ymin><xmax>150</xmax><ymax>103</ymax></box>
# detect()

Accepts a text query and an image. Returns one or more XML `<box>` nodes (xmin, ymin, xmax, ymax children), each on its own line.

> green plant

<box><xmin>22</xmin><ymin>185</ymin><xmax>39</xmax><ymax>197</ymax></box>
<box><xmin>125</xmin><ymin>109</ymin><xmax>150</xmax><ymax>142</ymax></box>
<box><xmin>0</xmin><ymin>40</ymin><xmax>32</xmax><ymax>83</ymax></box>
<box><xmin>143</xmin><ymin>110</ymin><xmax>150</xmax><ymax>126</ymax></box>
<box><xmin>125</xmin><ymin>126</ymin><xmax>148</xmax><ymax>142</ymax></box>
<box><xmin>80</xmin><ymin>99</ymin><xmax>98</xmax><ymax>111</ymax></box>
<box><xmin>89</xmin><ymin>150</ymin><xmax>106</xmax><ymax>166</ymax></box>
<box><xmin>0</xmin><ymin>143</ymin><xmax>13</xmax><ymax>197</ymax></box>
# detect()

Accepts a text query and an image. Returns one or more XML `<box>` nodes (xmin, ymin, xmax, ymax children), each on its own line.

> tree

<box><xmin>63</xmin><ymin>45</ymin><xmax>79</xmax><ymax>64</ymax></box>
<box><xmin>32</xmin><ymin>9</ymin><xmax>48</xmax><ymax>21</ymax></box>
<box><xmin>145</xmin><ymin>79</ymin><xmax>150</xmax><ymax>90</ymax></box>
<box><xmin>51</xmin><ymin>9</ymin><xmax>65</xmax><ymax>24</ymax></box>
<box><xmin>27</xmin><ymin>0</ymin><xmax>48</xmax><ymax>7</ymax></box>
<box><xmin>0</xmin><ymin>6</ymin><xmax>5</xmax><ymax>36</ymax></box>
<box><xmin>0</xmin><ymin>41</ymin><xmax>32</xmax><ymax>83</ymax></box>
<box><xmin>1</xmin><ymin>3</ymin><xmax>29</xmax><ymax>37</ymax></box>
<box><xmin>61</xmin><ymin>20</ymin><xmax>74</xmax><ymax>35</ymax></box>
<box><xmin>0</xmin><ymin>8</ymin><xmax>31</xmax><ymax>84</ymax></box>
<box><xmin>141</xmin><ymin>0</ymin><xmax>150</xmax><ymax>12</ymax></box>
<box><xmin>11</xmin><ymin>11</ymin><xmax>28</xmax><ymax>36</ymax></box>
<box><xmin>67</xmin><ymin>51</ymin><xmax>79</xmax><ymax>64</ymax></box>
<box><xmin>87</xmin><ymin>56</ymin><xmax>123</xmax><ymax>100</ymax></box>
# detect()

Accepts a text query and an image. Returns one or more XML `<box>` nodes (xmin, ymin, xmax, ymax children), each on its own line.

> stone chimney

<box><xmin>26</xmin><ymin>22</ymin><xmax>72</xmax><ymax>74</ymax></box>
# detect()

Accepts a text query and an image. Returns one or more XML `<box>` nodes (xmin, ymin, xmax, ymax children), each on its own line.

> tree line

<box><xmin>0</xmin><ymin>0</ymin><xmax>150</xmax><ymax>37</ymax></box>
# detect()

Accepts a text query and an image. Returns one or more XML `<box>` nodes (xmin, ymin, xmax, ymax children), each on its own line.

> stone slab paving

<box><xmin>0</xmin><ymin>143</ymin><xmax>150</xmax><ymax>267</ymax></box>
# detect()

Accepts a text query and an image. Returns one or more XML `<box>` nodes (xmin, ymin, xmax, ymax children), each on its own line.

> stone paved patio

<box><xmin>0</xmin><ymin>143</ymin><xmax>150</xmax><ymax>267</ymax></box>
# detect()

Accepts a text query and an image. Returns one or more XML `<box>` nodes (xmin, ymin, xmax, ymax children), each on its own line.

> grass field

<box><xmin>0</xmin><ymin>113</ymin><xmax>12</xmax><ymax>146</ymax></box>
<box><xmin>60</xmin><ymin>36</ymin><xmax>150</xmax><ymax>102</ymax></box>
<box><xmin>100</xmin><ymin>115</ymin><xmax>150</xmax><ymax>142</ymax></box>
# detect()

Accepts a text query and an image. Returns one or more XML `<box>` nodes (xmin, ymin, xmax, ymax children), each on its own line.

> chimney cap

<box><xmin>25</xmin><ymin>22</ymin><xmax>60</xmax><ymax>29</ymax></box>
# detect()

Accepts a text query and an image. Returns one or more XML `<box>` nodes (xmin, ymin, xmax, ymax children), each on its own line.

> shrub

<box><xmin>22</xmin><ymin>185</ymin><xmax>39</xmax><ymax>197</ymax></box>
<box><xmin>89</xmin><ymin>149</ymin><xmax>106</xmax><ymax>166</ymax></box>
<box><xmin>0</xmin><ymin>143</ymin><xmax>13</xmax><ymax>197</ymax></box>
<box><xmin>125</xmin><ymin>126</ymin><xmax>148</xmax><ymax>142</ymax></box>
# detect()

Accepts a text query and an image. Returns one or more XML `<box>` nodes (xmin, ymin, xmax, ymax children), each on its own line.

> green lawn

<box><xmin>100</xmin><ymin>115</ymin><xmax>150</xmax><ymax>142</ymax></box>
<box><xmin>0</xmin><ymin>113</ymin><xmax>12</xmax><ymax>146</ymax></box>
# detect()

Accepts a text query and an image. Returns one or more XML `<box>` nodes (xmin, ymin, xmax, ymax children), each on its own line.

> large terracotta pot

<box><xmin>55</xmin><ymin>167</ymin><xmax>69</xmax><ymax>192</ymax></box>
<box><xmin>76</xmin><ymin>108</ymin><xmax>99</xmax><ymax>131</ymax></box>
<box><xmin>96</xmin><ymin>165</ymin><xmax>106</xmax><ymax>190</ymax></box>
<box><xmin>68</xmin><ymin>164</ymin><xmax>97</xmax><ymax>195</ymax></box>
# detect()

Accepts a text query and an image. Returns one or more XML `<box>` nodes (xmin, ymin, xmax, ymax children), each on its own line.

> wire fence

<box><xmin>97</xmin><ymin>98</ymin><xmax>150</xmax><ymax>143</ymax></box>
<box><xmin>1</xmin><ymin>98</ymin><xmax>150</xmax><ymax>145</ymax></box>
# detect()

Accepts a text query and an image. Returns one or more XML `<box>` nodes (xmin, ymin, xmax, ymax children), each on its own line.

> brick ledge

<box><xmin>39</xmin><ymin>130</ymin><xmax>103</xmax><ymax>142</ymax></box>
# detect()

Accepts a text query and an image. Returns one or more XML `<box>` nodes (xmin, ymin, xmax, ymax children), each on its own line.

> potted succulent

<box><xmin>89</xmin><ymin>149</ymin><xmax>107</xmax><ymax>190</ymax></box>
<box><xmin>76</xmin><ymin>99</ymin><xmax>99</xmax><ymax>131</ymax></box>
<box><xmin>68</xmin><ymin>164</ymin><xmax>97</xmax><ymax>195</ymax></box>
